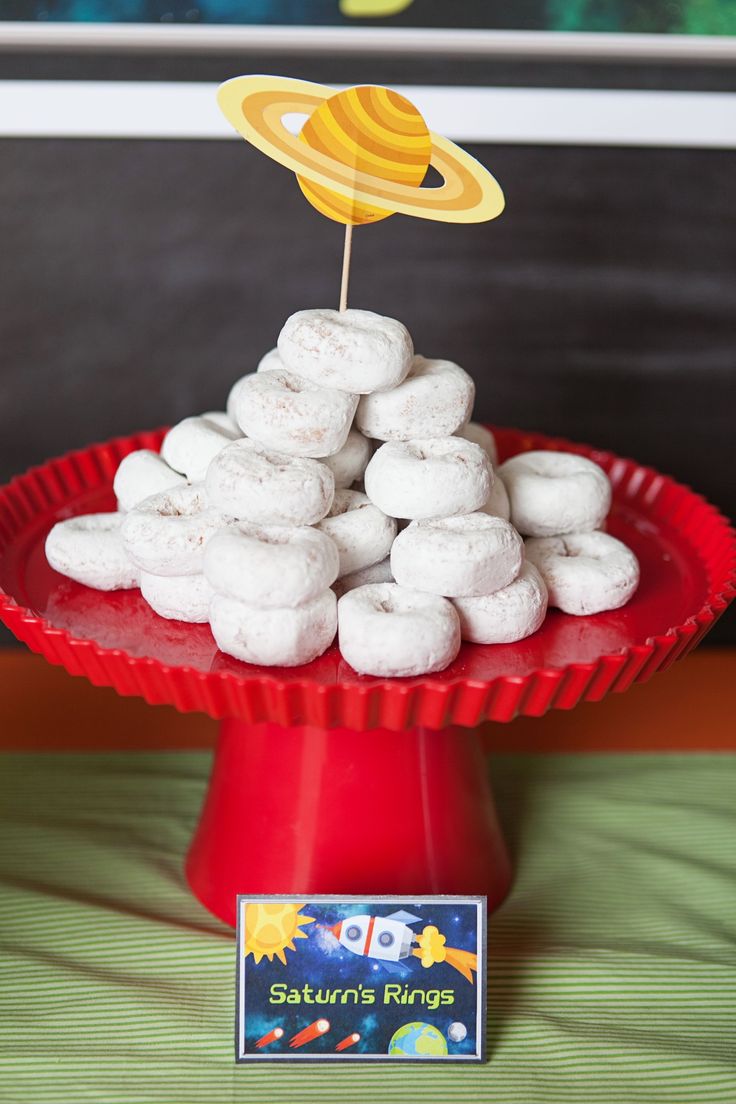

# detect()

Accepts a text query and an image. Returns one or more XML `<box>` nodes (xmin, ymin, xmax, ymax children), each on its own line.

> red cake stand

<box><xmin>1</xmin><ymin>427</ymin><xmax>734</xmax><ymax>928</ymax></box>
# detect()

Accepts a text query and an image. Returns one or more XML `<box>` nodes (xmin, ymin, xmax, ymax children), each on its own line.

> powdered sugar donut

<box><xmin>457</xmin><ymin>422</ymin><xmax>498</xmax><ymax>467</ymax></box>
<box><xmin>333</xmin><ymin>556</ymin><xmax>393</xmax><ymax>598</ymax></box>
<box><xmin>201</xmin><ymin>409</ymin><xmax>240</xmax><ymax>435</ymax></box>
<box><xmin>453</xmin><ymin>561</ymin><xmax>548</xmax><ymax>643</ymax></box>
<box><xmin>525</xmin><ymin>531</ymin><xmax>640</xmax><ymax>615</ymax></box>
<box><xmin>499</xmin><ymin>450</ymin><xmax>611</xmax><ymax>537</ymax></box>
<box><xmin>316</xmin><ymin>490</ymin><xmax>397</xmax><ymax>577</ymax></box>
<box><xmin>480</xmin><ymin>472</ymin><xmax>510</xmax><ymax>521</ymax></box>
<box><xmin>257</xmin><ymin>348</ymin><xmax>284</xmax><ymax>373</ymax></box>
<box><xmin>210</xmin><ymin>590</ymin><xmax>337</xmax><ymax>667</ymax></box>
<box><xmin>46</xmin><ymin>513</ymin><xmax>139</xmax><ymax>591</ymax></box>
<box><xmin>113</xmin><ymin>449</ymin><xmax>186</xmax><ymax>513</ymax></box>
<box><xmin>355</xmin><ymin>355</ymin><xmax>474</xmax><ymax>441</ymax></box>
<box><xmin>140</xmin><ymin>571</ymin><xmax>214</xmax><ymax>623</ymax></box>
<box><xmin>206</xmin><ymin>439</ymin><xmax>334</xmax><ymax>526</ymax></box>
<box><xmin>204</xmin><ymin>524</ymin><xmax>339</xmax><ymax>608</ymax></box>
<box><xmin>365</xmin><ymin>438</ymin><xmax>491</xmax><ymax>520</ymax></box>
<box><xmin>233</xmin><ymin>369</ymin><xmax>358</xmax><ymax>458</ymax></box>
<box><xmin>278</xmin><ymin>308</ymin><xmax>413</xmax><ymax>394</ymax></box>
<box><xmin>226</xmin><ymin>374</ymin><xmax>253</xmax><ymax>424</ymax></box>
<box><xmin>321</xmin><ymin>429</ymin><xmax>372</xmax><ymax>489</ymax></box>
<box><xmin>161</xmin><ymin>415</ymin><xmax>239</xmax><ymax>482</ymax></box>
<box><xmin>338</xmin><ymin>583</ymin><xmax>460</xmax><ymax>677</ymax></box>
<box><xmin>121</xmin><ymin>484</ymin><xmax>229</xmax><ymax>577</ymax></box>
<box><xmin>391</xmin><ymin>513</ymin><xmax>523</xmax><ymax>598</ymax></box>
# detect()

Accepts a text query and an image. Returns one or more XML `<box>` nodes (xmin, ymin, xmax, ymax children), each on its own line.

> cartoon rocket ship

<box><xmin>329</xmin><ymin>910</ymin><xmax>478</xmax><ymax>982</ymax></box>
<box><xmin>330</xmin><ymin>909</ymin><xmax>421</xmax><ymax>969</ymax></box>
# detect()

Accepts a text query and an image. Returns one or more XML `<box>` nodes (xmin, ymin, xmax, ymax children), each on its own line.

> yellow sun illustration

<box><xmin>244</xmin><ymin>902</ymin><xmax>315</xmax><ymax>965</ymax></box>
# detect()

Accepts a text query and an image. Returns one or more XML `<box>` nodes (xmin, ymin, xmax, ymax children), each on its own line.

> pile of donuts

<box><xmin>45</xmin><ymin>307</ymin><xmax>640</xmax><ymax>677</ymax></box>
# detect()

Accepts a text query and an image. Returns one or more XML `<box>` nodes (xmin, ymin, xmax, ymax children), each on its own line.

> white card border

<box><xmin>235</xmin><ymin>893</ymin><xmax>487</xmax><ymax>1064</ymax></box>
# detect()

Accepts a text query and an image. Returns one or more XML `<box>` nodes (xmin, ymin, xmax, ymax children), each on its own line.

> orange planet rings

<box><xmin>217</xmin><ymin>75</ymin><xmax>505</xmax><ymax>225</ymax></box>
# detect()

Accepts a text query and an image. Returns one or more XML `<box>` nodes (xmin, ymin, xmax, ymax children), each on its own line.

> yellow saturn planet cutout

<box><xmin>297</xmin><ymin>85</ymin><xmax>432</xmax><ymax>226</ymax></box>
<box><xmin>217</xmin><ymin>75</ymin><xmax>504</xmax><ymax>226</ymax></box>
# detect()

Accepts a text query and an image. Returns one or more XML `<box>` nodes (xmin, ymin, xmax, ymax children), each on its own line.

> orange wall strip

<box><xmin>0</xmin><ymin>648</ymin><xmax>733</xmax><ymax>754</ymax></box>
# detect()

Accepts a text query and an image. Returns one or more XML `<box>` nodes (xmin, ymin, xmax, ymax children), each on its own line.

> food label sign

<box><xmin>236</xmin><ymin>895</ymin><xmax>486</xmax><ymax>1062</ymax></box>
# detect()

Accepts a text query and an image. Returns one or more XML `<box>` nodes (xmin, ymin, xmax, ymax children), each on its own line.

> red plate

<box><xmin>1</xmin><ymin>426</ymin><xmax>733</xmax><ymax>731</ymax></box>
<box><xmin>2</xmin><ymin>426</ymin><xmax>734</xmax><ymax>924</ymax></box>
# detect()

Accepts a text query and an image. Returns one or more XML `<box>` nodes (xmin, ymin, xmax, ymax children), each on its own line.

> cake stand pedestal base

<box><xmin>186</xmin><ymin>720</ymin><xmax>512</xmax><ymax>927</ymax></box>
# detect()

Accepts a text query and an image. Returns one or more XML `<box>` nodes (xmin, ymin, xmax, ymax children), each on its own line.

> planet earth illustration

<box><xmin>388</xmin><ymin>1022</ymin><xmax>448</xmax><ymax>1057</ymax></box>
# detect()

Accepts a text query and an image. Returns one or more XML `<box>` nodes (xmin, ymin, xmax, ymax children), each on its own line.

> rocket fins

<box><xmin>385</xmin><ymin>910</ymin><xmax>422</xmax><ymax>925</ymax></box>
<box><xmin>378</xmin><ymin>959</ymin><xmax>410</xmax><ymax>975</ymax></box>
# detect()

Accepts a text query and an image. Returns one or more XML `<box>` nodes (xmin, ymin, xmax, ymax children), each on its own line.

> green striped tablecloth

<box><xmin>1</xmin><ymin>751</ymin><xmax>735</xmax><ymax>1103</ymax></box>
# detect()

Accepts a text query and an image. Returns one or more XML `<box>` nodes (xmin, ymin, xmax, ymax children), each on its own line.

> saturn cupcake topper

<box><xmin>217</xmin><ymin>75</ymin><xmax>505</xmax><ymax>310</ymax></box>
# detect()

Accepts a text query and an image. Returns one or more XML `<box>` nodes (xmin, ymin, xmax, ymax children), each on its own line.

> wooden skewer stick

<box><xmin>339</xmin><ymin>223</ymin><xmax>353</xmax><ymax>313</ymax></box>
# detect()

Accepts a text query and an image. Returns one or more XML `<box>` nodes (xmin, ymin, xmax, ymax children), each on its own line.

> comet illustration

<box><xmin>330</xmin><ymin>909</ymin><xmax>478</xmax><ymax>982</ymax></box>
<box><xmin>289</xmin><ymin>1018</ymin><xmax>331</xmax><ymax>1048</ymax></box>
<box><xmin>255</xmin><ymin>1026</ymin><xmax>283</xmax><ymax>1049</ymax></box>
<box><xmin>335</xmin><ymin>1032</ymin><xmax>361</xmax><ymax>1052</ymax></box>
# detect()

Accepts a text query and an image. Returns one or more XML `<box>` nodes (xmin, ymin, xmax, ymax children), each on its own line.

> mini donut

<box><xmin>333</xmin><ymin>555</ymin><xmax>393</xmax><ymax>598</ymax></box>
<box><xmin>498</xmin><ymin>450</ymin><xmax>612</xmax><ymax>537</ymax></box>
<box><xmin>525</xmin><ymin>531</ymin><xmax>640</xmax><ymax>616</ymax></box>
<box><xmin>278</xmin><ymin>308</ymin><xmax>413</xmax><ymax>394</ymax></box>
<box><xmin>204</xmin><ymin>524</ymin><xmax>339</xmax><ymax>608</ymax></box>
<box><xmin>113</xmin><ymin>449</ymin><xmax>186</xmax><ymax>513</ymax></box>
<box><xmin>480</xmin><ymin>472</ymin><xmax>511</xmax><ymax>521</ymax></box>
<box><xmin>45</xmin><ymin>513</ymin><xmax>140</xmax><ymax>591</ymax></box>
<box><xmin>210</xmin><ymin>589</ymin><xmax>337</xmax><ymax>667</ymax></box>
<box><xmin>233</xmin><ymin>369</ymin><xmax>358</xmax><ymax>458</ymax></box>
<box><xmin>321</xmin><ymin>429</ymin><xmax>373</xmax><ymax>489</ymax></box>
<box><xmin>315</xmin><ymin>490</ymin><xmax>397</xmax><ymax>577</ymax></box>
<box><xmin>364</xmin><ymin>438</ymin><xmax>491</xmax><ymax>520</ymax></box>
<box><xmin>226</xmin><ymin>373</ymin><xmax>253</xmax><ymax>424</ymax></box>
<box><xmin>206</xmin><ymin>439</ymin><xmax>334</xmax><ymax>526</ymax></box>
<box><xmin>140</xmin><ymin>570</ymin><xmax>214</xmax><ymax>623</ymax></box>
<box><xmin>355</xmin><ymin>355</ymin><xmax>474</xmax><ymax>441</ymax></box>
<box><xmin>121</xmin><ymin>484</ymin><xmax>230</xmax><ymax>577</ymax></box>
<box><xmin>161</xmin><ymin>415</ymin><xmax>239</xmax><ymax>482</ymax></box>
<box><xmin>256</xmin><ymin>348</ymin><xmax>284</xmax><ymax>373</ymax></box>
<box><xmin>201</xmin><ymin>409</ymin><xmax>240</xmax><ymax>435</ymax></box>
<box><xmin>452</xmin><ymin>561</ymin><xmax>548</xmax><ymax>643</ymax></box>
<box><xmin>391</xmin><ymin>513</ymin><xmax>523</xmax><ymax>598</ymax></box>
<box><xmin>337</xmin><ymin>583</ymin><xmax>460</xmax><ymax>677</ymax></box>
<box><xmin>456</xmin><ymin>421</ymin><xmax>498</xmax><ymax>467</ymax></box>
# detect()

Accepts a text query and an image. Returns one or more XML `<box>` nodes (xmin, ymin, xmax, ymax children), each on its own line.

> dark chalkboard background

<box><xmin>1</xmin><ymin>52</ymin><xmax>734</xmax><ymax>644</ymax></box>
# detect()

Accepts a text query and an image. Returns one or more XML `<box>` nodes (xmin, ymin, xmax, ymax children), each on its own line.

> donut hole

<box><xmin>515</xmin><ymin>451</ymin><xmax>605</xmax><ymax>481</ymax></box>
<box><xmin>427</xmin><ymin>514</ymin><xmax>495</xmax><ymax>534</ymax></box>
<box><xmin>328</xmin><ymin>491</ymin><xmax>369</xmax><ymax>518</ymax></box>
<box><xmin>252</xmin><ymin>529</ymin><xmax>293</xmax><ymax>547</ymax></box>
<box><xmin>71</xmin><ymin>514</ymin><xmax>121</xmax><ymax>533</ymax></box>
<box><xmin>153</xmin><ymin>492</ymin><xmax>204</xmax><ymax>519</ymax></box>
<box><xmin>359</xmin><ymin>585</ymin><xmax>399</xmax><ymax>615</ymax></box>
<box><xmin>406</xmin><ymin>441</ymin><xmax>459</xmax><ymax>462</ymax></box>
<box><xmin>405</xmin><ymin>443</ymin><xmax>431</xmax><ymax>461</ymax></box>
<box><xmin>279</xmin><ymin>376</ymin><xmax>304</xmax><ymax>394</ymax></box>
